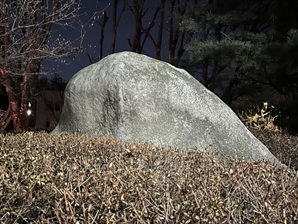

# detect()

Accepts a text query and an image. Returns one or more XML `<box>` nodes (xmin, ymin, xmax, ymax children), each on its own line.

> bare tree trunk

<box><xmin>221</xmin><ymin>66</ymin><xmax>240</xmax><ymax>105</ymax></box>
<box><xmin>98</xmin><ymin>12</ymin><xmax>109</xmax><ymax>59</ymax></box>
<box><xmin>19</xmin><ymin>73</ymin><xmax>29</xmax><ymax>130</ymax></box>
<box><xmin>127</xmin><ymin>0</ymin><xmax>146</xmax><ymax>53</ymax></box>
<box><xmin>110</xmin><ymin>0</ymin><xmax>118</xmax><ymax>54</ymax></box>
<box><xmin>124</xmin><ymin>0</ymin><xmax>189</xmax><ymax>61</ymax></box>
<box><xmin>168</xmin><ymin>0</ymin><xmax>175</xmax><ymax>64</ymax></box>
<box><xmin>0</xmin><ymin>102</ymin><xmax>12</xmax><ymax>132</ymax></box>
<box><xmin>0</xmin><ymin>12</ymin><xmax>23</xmax><ymax>131</ymax></box>
<box><xmin>143</xmin><ymin>0</ymin><xmax>193</xmax><ymax>63</ymax></box>
<box><xmin>221</xmin><ymin>78</ymin><xmax>238</xmax><ymax>106</ymax></box>
<box><xmin>202</xmin><ymin>59</ymin><xmax>209</xmax><ymax>87</ymax></box>
<box><xmin>2</xmin><ymin>71</ymin><xmax>22</xmax><ymax>130</ymax></box>
<box><xmin>207</xmin><ymin>23</ymin><xmax>222</xmax><ymax>91</ymax></box>
<box><xmin>168</xmin><ymin>0</ymin><xmax>189</xmax><ymax>65</ymax></box>
<box><xmin>110</xmin><ymin>0</ymin><xmax>127</xmax><ymax>54</ymax></box>
<box><xmin>156</xmin><ymin>0</ymin><xmax>166</xmax><ymax>60</ymax></box>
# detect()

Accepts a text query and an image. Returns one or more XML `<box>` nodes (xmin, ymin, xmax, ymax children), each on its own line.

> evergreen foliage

<box><xmin>179</xmin><ymin>0</ymin><xmax>298</xmax><ymax>109</ymax></box>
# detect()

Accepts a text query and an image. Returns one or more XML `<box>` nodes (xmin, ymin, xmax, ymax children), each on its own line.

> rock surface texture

<box><xmin>52</xmin><ymin>52</ymin><xmax>282</xmax><ymax>164</ymax></box>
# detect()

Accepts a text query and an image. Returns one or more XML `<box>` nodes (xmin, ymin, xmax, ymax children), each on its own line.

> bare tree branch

<box><xmin>0</xmin><ymin>0</ymin><xmax>86</xmax><ymax>131</ymax></box>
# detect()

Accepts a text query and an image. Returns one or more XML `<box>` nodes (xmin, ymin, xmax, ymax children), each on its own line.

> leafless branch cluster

<box><xmin>92</xmin><ymin>0</ymin><xmax>195</xmax><ymax>64</ymax></box>
<box><xmin>0</xmin><ymin>0</ymin><xmax>87</xmax><ymax>131</ymax></box>
<box><xmin>0</xmin><ymin>0</ymin><xmax>84</xmax><ymax>77</ymax></box>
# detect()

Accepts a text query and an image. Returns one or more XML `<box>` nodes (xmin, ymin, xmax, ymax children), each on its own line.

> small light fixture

<box><xmin>27</xmin><ymin>102</ymin><xmax>32</xmax><ymax>116</ymax></box>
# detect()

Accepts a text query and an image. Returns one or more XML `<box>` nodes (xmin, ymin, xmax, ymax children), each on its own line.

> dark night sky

<box><xmin>43</xmin><ymin>0</ymin><xmax>168</xmax><ymax>81</ymax></box>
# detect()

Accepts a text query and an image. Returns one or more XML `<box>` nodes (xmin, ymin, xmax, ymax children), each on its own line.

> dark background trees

<box><xmin>180</xmin><ymin>0</ymin><xmax>277</xmax><ymax>103</ymax></box>
<box><xmin>91</xmin><ymin>0</ymin><xmax>193</xmax><ymax>65</ymax></box>
<box><xmin>178</xmin><ymin>0</ymin><xmax>298</xmax><ymax>132</ymax></box>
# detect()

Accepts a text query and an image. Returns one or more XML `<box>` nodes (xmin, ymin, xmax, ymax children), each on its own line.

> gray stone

<box><xmin>52</xmin><ymin>51</ymin><xmax>282</xmax><ymax>165</ymax></box>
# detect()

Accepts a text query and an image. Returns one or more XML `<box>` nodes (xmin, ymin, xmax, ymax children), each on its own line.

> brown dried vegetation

<box><xmin>0</xmin><ymin>131</ymin><xmax>297</xmax><ymax>223</ymax></box>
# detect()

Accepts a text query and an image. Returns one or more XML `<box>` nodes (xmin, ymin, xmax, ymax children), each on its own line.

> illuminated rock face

<box><xmin>52</xmin><ymin>51</ymin><xmax>282</xmax><ymax>165</ymax></box>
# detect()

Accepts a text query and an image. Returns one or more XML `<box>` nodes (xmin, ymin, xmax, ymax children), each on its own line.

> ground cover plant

<box><xmin>0</xmin><ymin>131</ymin><xmax>297</xmax><ymax>223</ymax></box>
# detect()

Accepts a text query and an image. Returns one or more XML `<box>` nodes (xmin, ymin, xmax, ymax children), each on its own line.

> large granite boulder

<box><xmin>52</xmin><ymin>51</ymin><xmax>282</xmax><ymax>164</ymax></box>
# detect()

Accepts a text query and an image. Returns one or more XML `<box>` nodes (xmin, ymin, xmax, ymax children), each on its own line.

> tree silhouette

<box><xmin>0</xmin><ymin>0</ymin><xmax>84</xmax><ymax>131</ymax></box>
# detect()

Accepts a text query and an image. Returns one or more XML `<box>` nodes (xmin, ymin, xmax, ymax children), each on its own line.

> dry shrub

<box><xmin>0</xmin><ymin>132</ymin><xmax>297</xmax><ymax>223</ymax></box>
<box><xmin>239</xmin><ymin>102</ymin><xmax>282</xmax><ymax>133</ymax></box>
<box><xmin>249</xmin><ymin>127</ymin><xmax>298</xmax><ymax>170</ymax></box>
